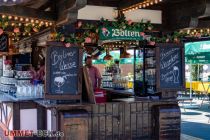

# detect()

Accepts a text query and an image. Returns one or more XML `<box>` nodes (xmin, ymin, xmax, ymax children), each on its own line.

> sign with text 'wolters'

<box><xmin>46</xmin><ymin>46</ymin><xmax>80</xmax><ymax>95</ymax></box>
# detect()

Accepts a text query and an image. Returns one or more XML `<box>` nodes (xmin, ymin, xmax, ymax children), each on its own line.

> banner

<box><xmin>99</xmin><ymin>27</ymin><xmax>144</xmax><ymax>41</ymax></box>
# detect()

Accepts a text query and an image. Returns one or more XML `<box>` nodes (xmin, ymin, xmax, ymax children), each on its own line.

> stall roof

<box><xmin>185</xmin><ymin>41</ymin><xmax>210</xmax><ymax>64</ymax></box>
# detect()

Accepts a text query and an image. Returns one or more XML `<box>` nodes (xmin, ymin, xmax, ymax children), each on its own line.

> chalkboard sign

<box><xmin>0</xmin><ymin>34</ymin><xmax>8</xmax><ymax>52</ymax></box>
<box><xmin>157</xmin><ymin>44</ymin><xmax>184</xmax><ymax>90</ymax></box>
<box><xmin>46</xmin><ymin>46</ymin><xmax>81</xmax><ymax>95</ymax></box>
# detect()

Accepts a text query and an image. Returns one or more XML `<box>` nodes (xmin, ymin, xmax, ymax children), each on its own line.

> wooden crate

<box><xmin>152</xmin><ymin>105</ymin><xmax>181</xmax><ymax>140</ymax></box>
<box><xmin>59</xmin><ymin>110</ymin><xmax>89</xmax><ymax>140</ymax></box>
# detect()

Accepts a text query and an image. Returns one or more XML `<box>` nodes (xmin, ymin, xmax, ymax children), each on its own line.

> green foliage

<box><xmin>191</xmin><ymin>65</ymin><xmax>203</xmax><ymax>81</ymax></box>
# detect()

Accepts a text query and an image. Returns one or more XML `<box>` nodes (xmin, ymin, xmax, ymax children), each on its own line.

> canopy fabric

<box><xmin>185</xmin><ymin>41</ymin><xmax>210</xmax><ymax>64</ymax></box>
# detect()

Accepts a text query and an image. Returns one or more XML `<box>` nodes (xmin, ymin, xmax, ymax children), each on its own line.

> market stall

<box><xmin>0</xmin><ymin>1</ymin><xmax>186</xmax><ymax>140</ymax></box>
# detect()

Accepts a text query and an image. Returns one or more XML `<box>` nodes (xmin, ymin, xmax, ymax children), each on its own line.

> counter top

<box><xmin>35</xmin><ymin>98</ymin><xmax>178</xmax><ymax>109</ymax></box>
<box><xmin>0</xmin><ymin>92</ymin><xmax>43</xmax><ymax>103</ymax></box>
<box><xmin>102</xmin><ymin>88</ymin><xmax>134</xmax><ymax>96</ymax></box>
<box><xmin>0</xmin><ymin>93</ymin><xmax>15</xmax><ymax>103</ymax></box>
<box><xmin>34</xmin><ymin>100</ymin><xmax>89</xmax><ymax>108</ymax></box>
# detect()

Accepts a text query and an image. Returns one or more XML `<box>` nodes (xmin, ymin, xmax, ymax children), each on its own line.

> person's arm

<box><xmin>95</xmin><ymin>67</ymin><xmax>102</xmax><ymax>88</ymax></box>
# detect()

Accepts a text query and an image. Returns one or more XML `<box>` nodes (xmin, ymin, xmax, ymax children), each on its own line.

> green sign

<box><xmin>99</xmin><ymin>27</ymin><xmax>144</xmax><ymax>41</ymax></box>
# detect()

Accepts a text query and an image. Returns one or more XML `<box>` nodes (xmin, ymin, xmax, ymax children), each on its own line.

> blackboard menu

<box><xmin>158</xmin><ymin>45</ymin><xmax>183</xmax><ymax>89</ymax></box>
<box><xmin>46</xmin><ymin>46</ymin><xmax>80</xmax><ymax>95</ymax></box>
<box><xmin>0</xmin><ymin>34</ymin><xmax>8</xmax><ymax>52</ymax></box>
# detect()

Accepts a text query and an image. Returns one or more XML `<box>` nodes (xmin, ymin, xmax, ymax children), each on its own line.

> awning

<box><xmin>185</xmin><ymin>41</ymin><xmax>210</xmax><ymax>64</ymax></box>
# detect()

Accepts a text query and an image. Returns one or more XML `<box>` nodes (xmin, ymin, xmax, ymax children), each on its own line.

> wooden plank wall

<box><xmin>87</xmin><ymin>101</ymin><xmax>177</xmax><ymax>140</ymax></box>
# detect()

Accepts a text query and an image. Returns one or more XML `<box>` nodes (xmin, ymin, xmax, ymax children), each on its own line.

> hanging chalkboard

<box><xmin>0</xmin><ymin>34</ymin><xmax>8</xmax><ymax>52</ymax></box>
<box><xmin>157</xmin><ymin>44</ymin><xmax>185</xmax><ymax>90</ymax></box>
<box><xmin>46</xmin><ymin>45</ymin><xmax>81</xmax><ymax>95</ymax></box>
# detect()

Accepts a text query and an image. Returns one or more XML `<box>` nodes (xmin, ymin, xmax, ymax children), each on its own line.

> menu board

<box><xmin>46</xmin><ymin>46</ymin><xmax>80</xmax><ymax>95</ymax></box>
<box><xmin>0</xmin><ymin>34</ymin><xmax>8</xmax><ymax>52</ymax></box>
<box><xmin>158</xmin><ymin>45</ymin><xmax>183</xmax><ymax>89</ymax></box>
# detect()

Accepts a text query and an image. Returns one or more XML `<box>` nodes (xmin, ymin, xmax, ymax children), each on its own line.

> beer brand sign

<box><xmin>99</xmin><ymin>27</ymin><xmax>144</xmax><ymax>41</ymax></box>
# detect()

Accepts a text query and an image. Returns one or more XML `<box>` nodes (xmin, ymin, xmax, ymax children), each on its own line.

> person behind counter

<box><xmin>29</xmin><ymin>59</ymin><xmax>45</xmax><ymax>84</ymax></box>
<box><xmin>112</xmin><ymin>59</ymin><xmax>121</xmax><ymax>75</ymax></box>
<box><xmin>85</xmin><ymin>56</ymin><xmax>102</xmax><ymax>90</ymax></box>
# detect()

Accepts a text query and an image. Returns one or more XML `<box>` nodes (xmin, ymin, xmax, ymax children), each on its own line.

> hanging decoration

<box><xmin>0</xmin><ymin>14</ymin><xmax>54</xmax><ymax>41</ymax></box>
<box><xmin>0</xmin><ymin>28</ymin><xmax>3</xmax><ymax>35</ymax></box>
<box><xmin>55</xmin><ymin>15</ymin><xmax>154</xmax><ymax>47</ymax></box>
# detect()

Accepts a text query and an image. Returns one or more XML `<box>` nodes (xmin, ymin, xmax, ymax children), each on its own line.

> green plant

<box><xmin>191</xmin><ymin>64</ymin><xmax>203</xmax><ymax>81</ymax></box>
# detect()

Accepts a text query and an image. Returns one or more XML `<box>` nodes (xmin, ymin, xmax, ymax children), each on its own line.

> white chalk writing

<box><xmin>51</xmin><ymin>50</ymin><xmax>77</xmax><ymax>71</ymax></box>
<box><xmin>160</xmin><ymin>48</ymin><xmax>179</xmax><ymax>60</ymax></box>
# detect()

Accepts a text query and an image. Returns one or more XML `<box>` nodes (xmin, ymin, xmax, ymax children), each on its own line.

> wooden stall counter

<box><xmin>34</xmin><ymin>97</ymin><xmax>180</xmax><ymax>140</ymax></box>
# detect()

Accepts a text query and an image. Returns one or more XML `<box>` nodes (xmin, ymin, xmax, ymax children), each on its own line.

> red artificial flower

<box><xmin>65</xmin><ymin>43</ymin><xmax>71</xmax><ymax>48</ymax></box>
<box><xmin>77</xmin><ymin>21</ymin><xmax>82</xmax><ymax>28</ymax></box>
<box><xmin>140</xmin><ymin>32</ymin><xmax>145</xmax><ymax>37</ymax></box>
<box><xmin>127</xmin><ymin>19</ymin><xmax>133</xmax><ymax>25</ymax></box>
<box><xmin>85</xmin><ymin>37</ymin><xmax>92</xmax><ymax>43</ymax></box>
<box><xmin>0</xmin><ymin>28</ymin><xmax>3</xmax><ymax>35</ymax></box>
<box><xmin>149</xmin><ymin>41</ymin><xmax>156</xmax><ymax>46</ymax></box>
<box><xmin>102</xmin><ymin>27</ymin><xmax>107</xmax><ymax>32</ymax></box>
<box><xmin>14</xmin><ymin>28</ymin><xmax>20</xmax><ymax>33</ymax></box>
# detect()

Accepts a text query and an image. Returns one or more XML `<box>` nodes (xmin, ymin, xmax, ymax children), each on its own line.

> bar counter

<box><xmin>0</xmin><ymin>92</ymin><xmax>181</xmax><ymax>140</ymax></box>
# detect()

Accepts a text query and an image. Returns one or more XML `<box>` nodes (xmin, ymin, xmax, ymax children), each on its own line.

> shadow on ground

<box><xmin>182</xmin><ymin>121</ymin><xmax>210</xmax><ymax>140</ymax></box>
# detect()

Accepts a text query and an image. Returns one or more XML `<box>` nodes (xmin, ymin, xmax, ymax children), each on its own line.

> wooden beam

<box><xmin>162</xmin><ymin>0</ymin><xmax>206</xmax><ymax>30</ymax></box>
<box><xmin>0</xmin><ymin>5</ymin><xmax>56</xmax><ymax>21</ymax></box>
<box><xmin>56</xmin><ymin>0</ymin><xmax>87</xmax><ymax>25</ymax></box>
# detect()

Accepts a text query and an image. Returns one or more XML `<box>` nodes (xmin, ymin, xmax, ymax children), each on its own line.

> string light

<box><xmin>122</xmin><ymin>0</ymin><xmax>163</xmax><ymax>12</ymax></box>
<box><xmin>0</xmin><ymin>14</ymin><xmax>55</xmax><ymax>41</ymax></box>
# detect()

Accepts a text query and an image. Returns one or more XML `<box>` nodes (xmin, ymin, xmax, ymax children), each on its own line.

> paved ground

<box><xmin>180</xmin><ymin>99</ymin><xmax>210</xmax><ymax>140</ymax></box>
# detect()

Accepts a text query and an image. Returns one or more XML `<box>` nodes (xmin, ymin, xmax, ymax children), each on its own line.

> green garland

<box><xmin>0</xmin><ymin>16</ymin><xmax>47</xmax><ymax>40</ymax></box>
<box><xmin>56</xmin><ymin>15</ymin><xmax>154</xmax><ymax>44</ymax></box>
